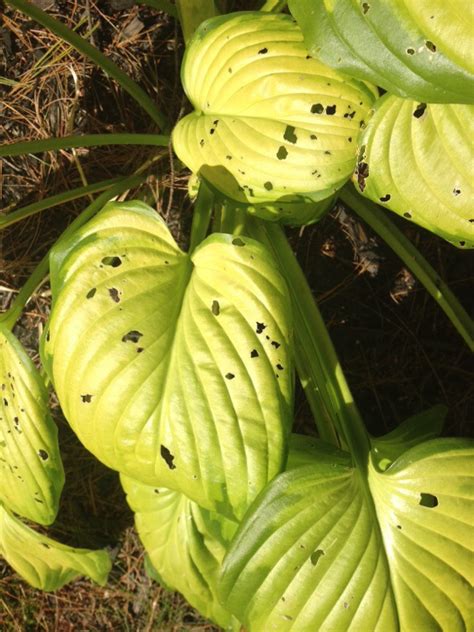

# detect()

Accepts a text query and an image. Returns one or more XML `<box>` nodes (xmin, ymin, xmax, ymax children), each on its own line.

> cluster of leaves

<box><xmin>0</xmin><ymin>2</ymin><xmax>473</xmax><ymax>631</ymax></box>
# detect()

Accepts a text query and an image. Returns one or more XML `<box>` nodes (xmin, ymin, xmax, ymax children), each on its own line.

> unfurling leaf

<box><xmin>0</xmin><ymin>505</ymin><xmax>111</xmax><ymax>591</ymax></box>
<box><xmin>289</xmin><ymin>0</ymin><xmax>474</xmax><ymax>104</ymax></box>
<box><xmin>219</xmin><ymin>437</ymin><xmax>474</xmax><ymax>631</ymax></box>
<box><xmin>353</xmin><ymin>96</ymin><xmax>474</xmax><ymax>248</ymax></box>
<box><xmin>0</xmin><ymin>327</ymin><xmax>64</xmax><ymax>525</ymax></box>
<box><xmin>172</xmin><ymin>12</ymin><xmax>376</xmax><ymax>224</ymax></box>
<box><xmin>43</xmin><ymin>200</ymin><xmax>293</xmax><ymax>520</ymax></box>
<box><xmin>121</xmin><ymin>474</ymin><xmax>237</xmax><ymax>628</ymax></box>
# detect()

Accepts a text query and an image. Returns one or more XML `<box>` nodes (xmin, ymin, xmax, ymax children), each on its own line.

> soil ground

<box><xmin>0</xmin><ymin>1</ymin><xmax>473</xmax><ymax>630</ymax></box>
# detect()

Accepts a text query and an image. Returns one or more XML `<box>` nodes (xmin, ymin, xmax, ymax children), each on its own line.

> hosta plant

<box><xmin>0</xmin><ymin>0</ymin><xmax>473</xmax><ymax>629</ymax></box>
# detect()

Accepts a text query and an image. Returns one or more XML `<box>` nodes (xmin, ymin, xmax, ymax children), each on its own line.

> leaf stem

<box><xmin>175</xmin><ymin>0</ymin><xmax>218</xmax><ymax>43</ymax></box>
<box><xmin>340</xmin><ymin>185</ymin><xmax>474</xmax><ymax>352</ymax></box>
<box><xmin>5</xmin><ymin>0</ymin><xmax>168</xmax><ymax>131</ymax></box>
<box><xmin>0</xmin><ymin>178</ymin><xmax>123</xmax><ymax>229</ymax></box>
<box><xmin>0</xmin><ymin>174</ymin><xmax>146</xmax><ymax>331</ymax></box>
<box><xmin>189</xmin><ymin>181</ymin><xmax>214</xmax><ymax>254</ymax></box>
<box><xmin>0</xmin><ymin>133</ymin><xmax>169</xmax><ymax>157</ymax></box>
<box><xmin>246</xmin><ymin>218</ymin><xmax>371</xmax><ymax>469</ymax></box>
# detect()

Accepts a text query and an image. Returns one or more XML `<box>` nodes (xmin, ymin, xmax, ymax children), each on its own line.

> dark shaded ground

<box><xmin>1</xmin><ymin>1</ymin><xmax>473</xmax><ymax>630</ymax></box>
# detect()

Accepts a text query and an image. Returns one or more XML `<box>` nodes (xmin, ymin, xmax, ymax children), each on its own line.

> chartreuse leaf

<box><xmin>371</xmin><ymin>405</ymin><xmax>447</xmax><ymax>471</ymax></box>
<box><xmin>219</xmin><ymin>438</ymin><xmax>474</xmax><ymax>631</ymax></box>
<box><xmin>0</xmin><ymin>505</ymin><xmax>111</xmax><ymax>591</ymax></box>
<box><xmin>121</xmin><ymin>474</ymin><xmax>237</xmax><ymax>628</ymax></box>
<box><xmin>353</xmin><ymin>95</ymin><xmax>474</xmax><ymax>248</ymax></box>
<box><xmin>288</xmin><ymin>0</ymin><xmax>474</xmax><ymax>104</ymax></box>
<box><xmin>172</xmin><ymin>12</ymin><xmax>376</xmax><ymax>224</ymax></box>
<box><xmin>43</xmin><ymin>200</ymin><xmax>293</xmax><ymax>520</ymax></box>
<box><xmin>0</xmin><ymin>328</ymin><xmax>64</xmax><ymax>525</ymax></box>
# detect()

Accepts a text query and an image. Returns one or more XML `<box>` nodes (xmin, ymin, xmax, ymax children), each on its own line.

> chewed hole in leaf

<box><xmin>311</xmin><ymin>103</ymin><xmax>324</xmax><ymax>114</ymax></box>
<box><xmin>264</xmin><ymin>181</ymin><xmax>273</xmax><ymax>191</ymax></box>
<box><xmin>277</xmin><ymin>146</ymin><xmax>288</xmax><ymax>160</ymax></box>
<box><xmin>419</xmin><ymin>493</ymin><xmax>438</xmax><ymax>508</ymax></box>
<box><xmin>81</xmin><ymin>394</ymin><xmax>93</xmax><ymax>403</ymax></box>
<box><xmin>413</xmin><ymin>103</ymin><xmax>427</xmax><ymax>119</ymax></box>
<box><xmin>86</xmin><ymin>288</ymin><xmax>96</xmax><ymax>299</ymax></box>
<box><xmin>379</xmin><ymin>194</ymin><xmax>391</xmax><ymax>202</ymax></box>
<box><xmin>211</xmin><ymin>300</ymin><xmax>220</xmax><ymax>315</ymax></box>
<box><xmin>232</xmin><ymin>237</ymin><xmax>245</xmax><ymax>247</ymax></box>
<box><xmin>326</xmin><ymin>105</ymin><xmax>336</xmax><ymax>115</ymax></box>
<box><xmin>258</xmin><ymin>47</ymin><xmax>268</xmax><ymax>54</ymax></box>
<box><xmin>108</xmin><ymin>288</ymin><xmax>120</xmax><ymax>303</ymax></box>
<box><xmin>101</xmin><ymin>256</ymin><xmax>122</xmax><ymax>267</ymax></box>
<box><xmin>425</xmin><ymin>40</ymin><xmax>437</xmax><ymax>52</ymax></box>
<box><xmin>310</xmin><ymin>549</ymin><xmax>325</xmax><ymax>566</ymax></box>
<box><xmin>225</xmin><ymin>373</ymin><xmax>235</xmax><ymax>380</ymax></box>
<box><xmin>38</xmin><ymin>449</ymin><xmax>49</xmax><ymax>460</ymax></box>
<box><xmin>361</xmin><ymin>2</ymin><xmax>370</xmax><ymax>14</ymax></box>
<box><xmin>256</xmin><ymin>322</ymin><xmax>266</xmax><ymax>334</ymax></box>
<box><xmin>160</xmin><ymin>445</ymin><xmax>176</xmax><ymax>470</ymax></box>
<box><xmin>122</xmin><ymin>330</ymin><xmax>143</xmax><ymax>343</ymax></box>
<box><xmin>283</xmin><ymin>125</ymin><xmax>297</xmax><ymax>144</ymax></box>
<box><xmin>250</xmin><ymin>349</ymin><xmax>259</xmax><ymax>358</ymax></box>
<box><xmin>406</xmin><ymin>47</ymin><xmax>415</xmax><ymax>55</ymax></box>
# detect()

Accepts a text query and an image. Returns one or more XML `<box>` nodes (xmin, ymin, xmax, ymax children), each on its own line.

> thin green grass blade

<box><xmin>5</xmin><ymin>0</ymin><xmax>168</xmax><ymax>130</ymax></box>
<box><xmin>0</xmin><ymin>174</ymin><xmax>146</xmax><ymax>331</ymax></box>
<box><xmin>340</xmin><ymin>185</ymin><xmax>474</xmax><ymax>352</ymax></box>
<box><xmin>0</xmin><ymin>133</ymin><xmax>169</xmax><ymax>157</ymax></box>
<box><xmin>0</xmin><ymin>178</ymin><xmax>123</xmax><ymax>229</ymax></box>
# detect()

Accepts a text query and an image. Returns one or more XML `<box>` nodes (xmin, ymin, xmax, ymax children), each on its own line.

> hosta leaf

<box><xmin>43</xmin><ymin>200</ymin><xmax>293</xmax><ymax>519</ymax></box>
<box><xmin>353</xmin><ymin>95</ymin><xmax>474</xmax><ymax>248</ymax></box>
<box><xmin>172</xmin><ymin>12</ymin><xmax>376</xmax><ymax>224</ymax></box>
<box><xmin>0</xmin><ymin>504</ymin><xmax>111</xmax><ymax>591</ymax></box>
<box><xmin>0</xmin><ymin>327</ymin><xmax>64</xmax><ymax>525</ymax></box>
<box><xmin>121</xmin><ymin>474</ymin><xmax>237</xmax><ymax>628</ymax></box>
<box><xmin>371</xmin><ymin>404</ymin><xmax>447</xmax><ymax>470</ymax></box>
<box><xmin>219</xmin><ymin>438</ymin><xmax>474</xmax><ymax>631</ymax></box>
<box><xmin>289</xmin><ymin>0</ymin><xmax>474</xmax><ymax>104</ymax></box>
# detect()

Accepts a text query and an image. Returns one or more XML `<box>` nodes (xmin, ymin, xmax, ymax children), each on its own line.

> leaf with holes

<box><xmin>172</xmin><ymin>12</ymin><xmax>376</xmax><ymax>225</ymax></box>
<box><xmin>289</xmin><ymin>0</ymin><xmax>474</xmax><ymax>104</ymax></box>
<box><xmin>43</xmin><ymin>200</ymin><xmax>293</xmax><ymax>520</ymax></box>
<box><xmin>0</xmin><ymin>504</ymin><xmax>111</xmax><ymax>591</ymax></box>
<box><xmin>0</xmin><ymin>327</ymin><xmax>64</xmax><ymax>525</ymax></box>
<box><xmin>353</xmin><ymin>95</ymin><xmax>474</xmax><ymax>248</ymax></box>
<box><xmin>219</xmin><ymin>438</ymin><xmax>474</xmax><ymax>631</ymax></box>
<box><xmin>121</xmin><ymin>474</ymin><xmax>238</xmax><ymax>628</ymax></box>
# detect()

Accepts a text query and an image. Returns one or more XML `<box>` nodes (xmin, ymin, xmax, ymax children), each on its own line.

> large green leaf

<box><xmin>43</xmin><ymin>200</ymin><xmax>293</xmax><ymax>519</ymax></box>
<box><xmin>0</xmin><ymin>327</ymin><xmax>64</xmax><ymax>525</ymax></box>
<box><xmin>219</xmin><ymin>437</ymin><xmax>474</xmax><ymax>630</ymax></box>
<box><xmin>0</xmin><ymin>504</ymin><xmax>111</xmax><ymax>591</ymax></box>
<box><xmin>172</xmin><ymin>12</ymin><xmax>376</xmax><ymax>224</ymax></box>
<box><xmin>353</xmin><ymin>95</ymin><xmax>474</xmax><ymax>248</ymax></box>
<box><xmin>289</xmin><ymin>0</ymin><xmax>474</xmax><ymax>104</ymax></box>
<box><xmin>121</xmin><ymin>474</ymin><xmax>237</xmax><ymax>628</ymax></box>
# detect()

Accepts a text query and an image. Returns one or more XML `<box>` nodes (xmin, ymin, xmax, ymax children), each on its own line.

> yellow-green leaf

<box><xmin>0</xmin><ymin>327</ymin><xmax>64</xmax><ymax>525</ymax></box>
<box><xmin>172</xmin><ymin>12</ymin><xmax>376</xmax><ymax>224</ymax></box>
<box><xmin>43</xmin><ymin>200</ymin><xmax>293</xmax><ymax>520</ymax></box>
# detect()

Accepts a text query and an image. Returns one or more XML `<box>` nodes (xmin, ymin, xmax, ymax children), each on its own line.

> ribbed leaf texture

<box><xmin>0</xmin><ymin>328</ymin><xmax>64</xmax><ymax>525</ymax></box>
<box><xmin>172</xmin><ymin>12</ymin><xmax>376</xmax><ymax>224</ymax></box>
<box><xmin>289</xmin><ymin>0</ymin><xmax>474</xmax><ymax>104</ymax></box>
<box><xmin>219</xmin><ymin>438</ymin><xmax>474</xmax><ymax>631</ymax></box>
<box><xmin>0</xmin><ymin>505</ymin><xmax>111</xmax><ymax>591</ymax></box>
<box><xmin>43</xmin><ymin>200</ymin><xmax>293</xmax><ymax>520</ymax></box>
<box><xmin>353</xmin><ymin>95</ymin><xmax>474</xmax><ymax>248</ymax></box>
<box><xmin>121</xmin><ymin>474</ymin><xmax>237</xmax><ymax>628</ymax></box>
